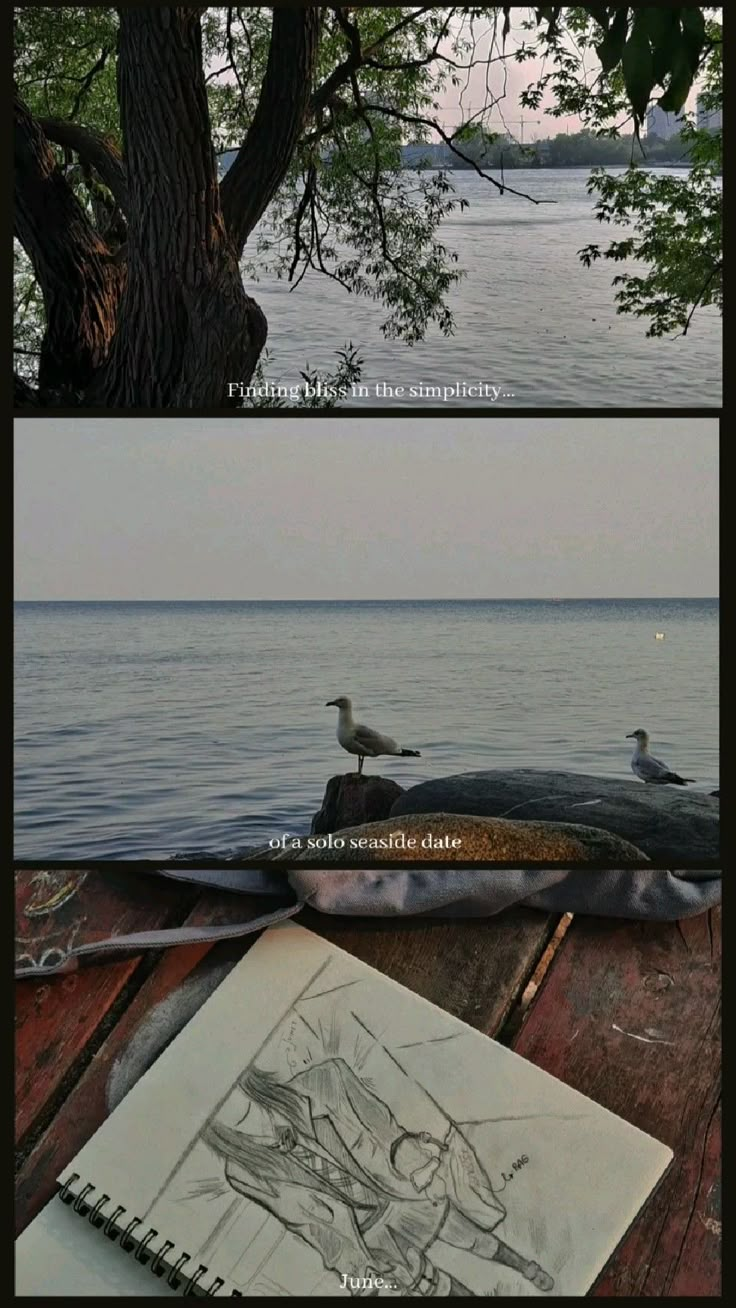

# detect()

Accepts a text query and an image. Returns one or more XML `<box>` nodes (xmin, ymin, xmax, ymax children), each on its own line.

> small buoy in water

<box><xmin>655</xmin><ymin>632</ymin><xmax>665</xmax><ymax>640</ymax></box>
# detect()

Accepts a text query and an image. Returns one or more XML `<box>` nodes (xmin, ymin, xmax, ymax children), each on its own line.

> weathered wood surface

<box><xmin>304</xmin><ymin>908</ymin><xmax>557</xmax><ymax>1035</ymax></box>
<box><xmin>14</xmin><ymin>871</ymin><xmax>721</xmax><ymax>1296</ymax></box>
<box><xmin>512</xmin><ymin>909</ymin><xmax>721</xmax><ymax>1297</ymax></box>
<box><xmin>14</xmin><ymin>870</ymin><xmax>198</xmax><ymax>1142</ymax></box>
<box><xmin>15</xmin><ymin>888</ymin><xmax>278</xmax><ymax>1233</ymax></box>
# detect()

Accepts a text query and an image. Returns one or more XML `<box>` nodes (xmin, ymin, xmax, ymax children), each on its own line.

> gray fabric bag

<box><xmin>14</xmin><ymin>868</ymin><xmax>721</xmax><ymax>978</ymax></box>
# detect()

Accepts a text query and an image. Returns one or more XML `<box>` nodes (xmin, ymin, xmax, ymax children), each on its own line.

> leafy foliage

<box><xmin>245</xmin><ymin>343</ymin><xmax>364</xmax><ymax>409</ymax></box>
<box><xmin>13</xmin><ymin>245</ymin><xmax>44</xmax><ymax>381</ymax></box>
<box><xmin>516</xmin><ymin>5</ymin><xmax>709</xmax><ymax>133</ymax></box>
<box><xmin>578</xmin><ymin>12</ymin><xmax>722</xmax><ymax>336</ymax></box>
<box><xmin>14</xmin><ymin>6</ymin><xmax>119</xmax><ymax>132</ymax></box>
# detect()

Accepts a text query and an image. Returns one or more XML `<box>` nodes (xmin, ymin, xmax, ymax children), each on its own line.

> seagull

<box><xmin>626</xmin><ymin>729</ymin><xmax>695</xmax><ymax>786</ymax></box>
<box><xmin>655</xmin><ymin>632</ymin><xmax>665</xmax><ymax>640</ymax></box>
<box><xmin>325</xmin><ymin>696</ymin><xmax>421</xmax><ymax>775</ymax></box>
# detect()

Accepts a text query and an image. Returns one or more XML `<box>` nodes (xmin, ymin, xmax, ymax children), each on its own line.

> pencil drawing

<box><xmin>202</xmin><ymin>1059</ymin><xmax>555</xmax><ymax>1296</ymax></box>
<box><xmin>155</xmin><ymin>957</ymin><xmax>562</xmax><ymax>1296</ymax></box>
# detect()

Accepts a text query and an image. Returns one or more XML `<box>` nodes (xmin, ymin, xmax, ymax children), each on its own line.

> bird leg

<box><xmin>357</xmin><ymin>755</ymin><xmax>364</xmax><ymax>776</ymax></box>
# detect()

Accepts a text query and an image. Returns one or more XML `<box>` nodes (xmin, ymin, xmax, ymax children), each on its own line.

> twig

<box><xmin>676</xmin><ymin>260</ymin><xmax>723</xmax><ymax>338</ymax></box>
<box><xmin>362</xmin><ymin>103</ymin><xmax>554</xmax><ymax>204</ymax></box>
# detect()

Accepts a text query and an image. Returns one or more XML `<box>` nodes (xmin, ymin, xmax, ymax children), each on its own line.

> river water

<box><xmin>246</xmin><ymin>168</ymin><xmax>722</xmax><ymax>409</ymax></box>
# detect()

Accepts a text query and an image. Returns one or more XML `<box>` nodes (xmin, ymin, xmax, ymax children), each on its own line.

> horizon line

<box><xmin>14</xmin><ymin>595</ymin><xmax>719</xmax><ymax>604</ymax></box>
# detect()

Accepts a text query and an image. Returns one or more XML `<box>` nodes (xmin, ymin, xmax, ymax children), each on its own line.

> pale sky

<box><xmin>435</xmin><ymin>11</ymin><xmax>703</xmax><ymax>141</ymax></box>
<box><xmin>14</xmin><ymin>419</ymin><xmax>718</xmax><ymax>601</ymax></box>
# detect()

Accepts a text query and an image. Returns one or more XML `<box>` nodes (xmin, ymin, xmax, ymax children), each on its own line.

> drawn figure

<box><xmin>203</xmin><ymin>1059</ymin><xmax>555</xmax><ymax>1297</ymax></box>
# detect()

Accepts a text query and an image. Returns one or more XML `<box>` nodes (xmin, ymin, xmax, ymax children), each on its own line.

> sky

<box><xmin>215</xmin><ymin>9</ymin><xmax>706</xmax><ymax>149</ymax></box>
<box><xmin>14</xmin><ymin>419</ymin><xmax>718</xmax><ymax>601</ymax></box>
<box><xmin>437</xmin><ymin>11</ymin><xmax>587</xmax><ymax>140</ymax></box>
<box><xmin>434</xmin><ymin>11</ymin><xmax>703</xmax><ymax>141</ymax></box>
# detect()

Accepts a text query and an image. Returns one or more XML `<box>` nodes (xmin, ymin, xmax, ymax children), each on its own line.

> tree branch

<box><xmin>14</xmin><ymin>91</ymin><xmax>123</xmax><ymax>395</ymax></box>
<box><xmin>677</xmin><ymin>259</ymin><xmax>723</xmax><ymax>338</ymax></box>
<box><xmin>362</xmin><ymin>102</ymin><xmax>553</xmax><ymax>205</ymax></box>
<box><xmin>311</xmin><ymin>6</ymin><xmax>438</xmax><ymax>116</ymax></box>
<box><xmin>67</xmin><ymin>44</ymin><xmax>111</xmax><ymax>119</ymax></box>
<box><xmin>220</xmin><ymin>6</ymin><xmax>321</xmax><ymax>255</ymax></box>
<box><xmin>38</xmin><ymin>118</ymin><xmax>129</xmax><ymax>214</ymax></box>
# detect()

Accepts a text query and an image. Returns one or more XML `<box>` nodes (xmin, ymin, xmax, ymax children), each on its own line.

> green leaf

<box><xmin>596</xmin><ymin>7</ymin><xmax>630</xmax><ymax>73</ymax></box>
<box><xmin>681</xmin><ymin>7</ymin><xmax>706</xmax><ymax>74</ymax></box>
<box><xmin>638</xmin><ymin>7</ymin><xmax>678</xmax><ymax>47</ymax></box>
<box><xmin>622</xmin><ymin>18</ymin><xmax>654</xmax><ymax>124</ymax></box>
<box><xmin>651</xmin><ymin>29</ymin><xmax>681</xmax><ymax>86</ymax></box>
<box><xmin>659</xmin><ymin>44</ymin><xmax>694</xmax><ymax>113</ymax></box>
<box><xmin>682</xmin><ymin>7</ymin><xmax>706</xmax><ymax>39</ymax></box>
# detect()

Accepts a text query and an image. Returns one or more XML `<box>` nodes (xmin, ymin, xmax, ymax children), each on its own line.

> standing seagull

<box><xmin>626</xmin><ymin>729</ymin><xmax>695</xmax><ymax>786</ymax></box>
<box><xmin>326</xmin><ymin>697</ymin><xmax>421</xmax><ymax>775</ymax></box>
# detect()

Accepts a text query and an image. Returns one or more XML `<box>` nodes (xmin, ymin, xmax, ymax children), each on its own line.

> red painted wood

<box><xmin>512</xmin><ymin>909</ymin><xmax>721</xmax><ymax>1297</ymax></box>
<box><xmin>15</xmin><ymin>870</ymin><xmax>197</xmax><ymax>1143</ymax></box>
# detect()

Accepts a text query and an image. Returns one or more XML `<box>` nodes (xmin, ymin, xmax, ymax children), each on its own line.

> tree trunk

<box><xmin>94</xmin><ymin>8</ymin><xmax>266</xmax><ymax>407</ymax></box>
<box><xmin>14</xmin><ymin>93</ymin><xmax>123</xmax><ymax>399</ymax></box>
<box><xmin>15</xmin><ymin>8</ymin><xmax>322</xmax><ymax>408</ymax></box>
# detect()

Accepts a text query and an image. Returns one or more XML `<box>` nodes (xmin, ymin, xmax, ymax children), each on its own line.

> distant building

<box><xmin>697</xmin><ymin>97</ymin><xmax>722</xmax><ymax>131</ymax></box>
<box><xmin>646</xmin><ymin>104</ymin><xmax>684</xmax><ymax>140</ymax></box>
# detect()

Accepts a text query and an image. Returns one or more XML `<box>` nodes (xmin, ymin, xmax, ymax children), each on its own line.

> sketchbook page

<box><xmin>15</xmin><ymin>1196</ymin><xmax>176</xmax><ymax>1297</ymax></box>
<box><xmin>59</xmin><ymin>922</ymin><xmax>672</xmax><ymax>1298</ymax></box>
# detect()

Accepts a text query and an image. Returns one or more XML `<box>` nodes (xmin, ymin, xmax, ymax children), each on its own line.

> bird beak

<box><xmin>625</xmin><ymin>733</ymin><xmax>636</xmax><ymax>739</ymax></box>
<box><xmin>325</xmin><ymin>700</ymin><xmax>337</xmax><ymax>707</ymax></box>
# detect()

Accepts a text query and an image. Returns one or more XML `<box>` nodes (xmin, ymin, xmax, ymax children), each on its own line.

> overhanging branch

<box><xmin>14</xmin><ymin>91</ymin><xmax>123</xmax><ymax>394</ymax></box>
<box><xmin>39</xmin><ymin>118</ymin><xmax>129</xmax><ymax>214</ymax></box>
<box><xmin>362</xmin><ymin>102</ymin><xmax>553</xmax><ymax>205</ymax></box>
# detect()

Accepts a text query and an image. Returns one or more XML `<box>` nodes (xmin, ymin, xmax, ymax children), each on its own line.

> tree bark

<box><xmin>220</xmin><ymin>6</ymin><xmax>322</xmax><ymax>255</ymax></box>
<box><xmin>94</xmin><ymin>7</ymin><xmax>266</xmax><ymax>407</ymax></box>
<box><xmin>14</xmin><ymin>93</ymin><xmax>123</xmax><ymax>398</ymax></box>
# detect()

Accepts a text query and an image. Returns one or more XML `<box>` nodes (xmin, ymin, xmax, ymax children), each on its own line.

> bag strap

<box><xmin>14</xmin><ymin>872</ymin><xmax>305</xmax><ymax>979</ymax></box>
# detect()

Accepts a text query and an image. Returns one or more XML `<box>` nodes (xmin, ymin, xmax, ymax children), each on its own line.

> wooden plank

<box><xmin>303</xmin><ymin>905</ymin><xmax>558</xmax><ymax>1035</ymax></box>
<box><xmin>15</xmin><ymin>890</ymin><xmax>278</xmax><ymax>1233</ymax></box>
<box><xmin>15</xmin><ymin>870</ymin><xmax>199</xmax><ymax>1144</ymax></box>
<box><xmin>16</xmin><ymin>895</ymin><xmax>557</xmax><ymax>1233</ymax></box>
<box><xmin>511</xmin><ymin>909</ymin><xmax>721</xmax><ymax>1297</ymax></box>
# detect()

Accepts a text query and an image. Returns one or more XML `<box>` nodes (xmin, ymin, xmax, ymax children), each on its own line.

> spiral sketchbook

<box><xmin>16</xmin><ymin>922</ymin><xmax>672</xmax><ymax>1298</ymax></box>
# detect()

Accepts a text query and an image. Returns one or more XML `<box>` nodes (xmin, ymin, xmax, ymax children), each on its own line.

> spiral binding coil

<box><xmin>59</xmin><ymin>1174</ymin><xmax>243</xmax><ymax>1297</ymax></box>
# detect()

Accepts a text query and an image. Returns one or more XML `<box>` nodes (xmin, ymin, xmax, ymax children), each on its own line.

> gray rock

<box><xmin>283</xmin><ymin>812</ymin><xmax>647</xmax><ymax>863</ymax></box>
<box><xmin>311</xmin><ymin>774</ymin><xmax>405</xmax><ymax>836</ymax></box>
<box><xmin>390</xmin><ymin>769</ymin><xmax>719</xmax><ymax>864</ymax></box>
